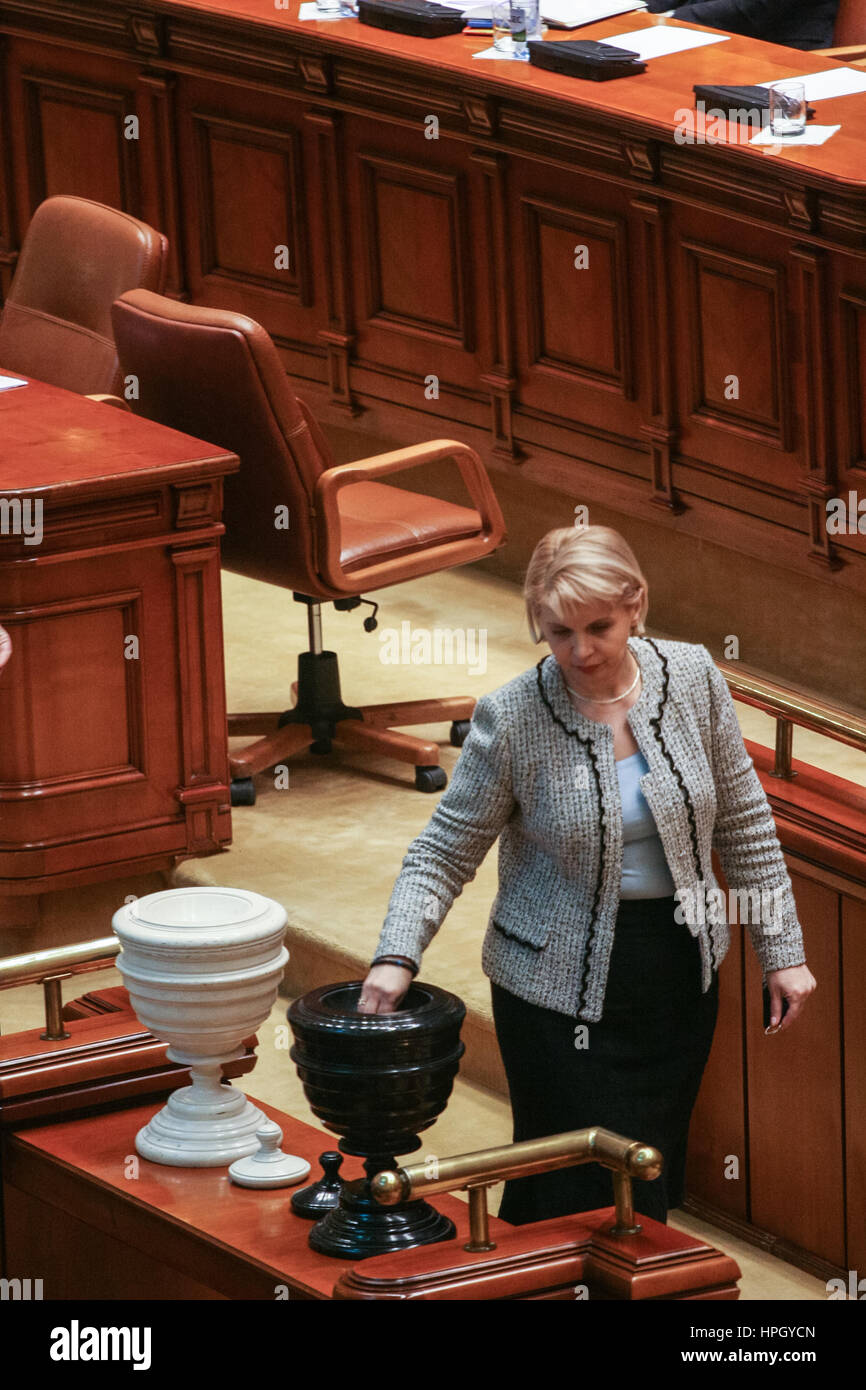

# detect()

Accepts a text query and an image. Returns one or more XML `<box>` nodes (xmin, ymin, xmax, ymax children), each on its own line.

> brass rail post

<box><xmin>372</xmin><ymin>1127</ymin><xmax>663</xmax><ymax>1251</ymax></box>
<box><xmin>0</xmin><ymin>937</ymin><xmax>121</xmax><ymax>1039</ymax></box>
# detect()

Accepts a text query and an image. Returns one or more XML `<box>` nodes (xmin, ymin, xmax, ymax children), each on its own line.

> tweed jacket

<box><xmin>375</xmin><ymin>636</ymin><xmax>807</xmax><ymax>1022</ymax></box>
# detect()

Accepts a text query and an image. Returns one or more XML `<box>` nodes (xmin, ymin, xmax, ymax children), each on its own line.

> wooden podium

<box><xmin>0</xmin><ymin>374</ymin><xmax>239</xmax><ymax>923</ymax></box>
<box><xmin>0</xmin><ymin>989</ymin><xmax>741</xmax><ymax>1301</ymax></box>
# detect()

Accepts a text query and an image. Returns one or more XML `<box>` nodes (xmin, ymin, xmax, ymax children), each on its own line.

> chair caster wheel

<box><xmin>231</xmin><ymin>778</ymin><xmax>256</xmax><ymax>806</ymax></box>
<box><xmin>449</xmin><ymin>720</ymin><xmax>471</xmax><ymax>747</ymax></box>
<box><xmin>415</xmin><ymin>765</ymin><xmax>447</xmax><ymax>793</ymax></box>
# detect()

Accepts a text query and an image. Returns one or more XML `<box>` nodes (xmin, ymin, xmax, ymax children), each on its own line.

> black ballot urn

<box><xmin>288</xmin><ymin>980</ymin><xmax>466</xmax><ymax>1259</ymax></box>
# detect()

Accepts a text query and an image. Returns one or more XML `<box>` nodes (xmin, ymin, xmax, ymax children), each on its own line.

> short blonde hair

<box><xmin>523</xmin><ymin>526</ymin><xmax>648</xmax><ymax>643</ymax></box>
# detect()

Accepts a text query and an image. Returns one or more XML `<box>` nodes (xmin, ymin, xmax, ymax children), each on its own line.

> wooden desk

<box><xmin>0</xmin><ymin>375</ymin><xmax>238</xmax><ymax>917</ymax></box>
<box><xmin>0</xmin><ymin>2</ymin><xmax>864</xmax><ymax>618</ymax></box>
<box><xmin>0</xmin><ymin>1093</ymin><xmax>740</xmax><ymax>1299</ymax></box>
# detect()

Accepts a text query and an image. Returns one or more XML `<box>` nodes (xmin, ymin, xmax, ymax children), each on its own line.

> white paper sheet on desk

<box><xmin>758</xmin><ymin>67</ymin><xmax>866</xmax><ymax>102</ymax></box>
<box><xmin>440</xmin><ymin>0</ymin><xmax>645</xmax><ymax>16</ymax></box>
<box><xmin>297</xmin><ymin>2</ymin><xmax>352</xmax><ymax>19</ymax></box>
<box><xmin>540</xmin><ymin>1</ymin><xmax>646</xmax><ymax>26</ymax></box>
<box><xmin>0</xmin><ymin>375</ymin><xmax>27</xmax><ymax>391</ymax></box>
<box><xmin>750</xmin><ymin>123</ymin><xmax>841</xmax><ymax>148</ymax></box>
<box><xmin>611</xmin><ymin>26</ymin><xmax>730</xmax><ymax>60</ymax></box>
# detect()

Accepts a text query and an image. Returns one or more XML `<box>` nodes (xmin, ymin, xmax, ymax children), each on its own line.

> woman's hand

<box><xmin>0</xmin><ymin>625</ymin><xmax>11</xmax><ymax>674</ymax></box>
<box><xmin>765</xmin><ymin>963</ymin><xmax>816</xmax><ymax>1033</ymax></box>
<box><xmin>357</xmin><ymin>963</ymin><xmax>413</xmax><ymax>1015</ymax></box>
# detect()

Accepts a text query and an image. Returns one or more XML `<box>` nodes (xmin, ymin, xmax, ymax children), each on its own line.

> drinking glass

<box><xmin>768</xmin><ymin>80</ymin><xmax>807</xmax><ymax>138</ymax></box>
<box><xmin>492</xmin><ymin>1</ymin><xmax>530</xmax><ymax>59</ymax></box>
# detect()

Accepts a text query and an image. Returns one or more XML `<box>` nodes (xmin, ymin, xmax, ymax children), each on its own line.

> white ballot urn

<box><xmin>113</xmin><ymin>886</ymin><xmax>288</xmax><ymax>1167</ymax></box>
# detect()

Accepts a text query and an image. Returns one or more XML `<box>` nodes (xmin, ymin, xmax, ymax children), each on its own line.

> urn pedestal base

<box><xmin>310</xmin><ymin>1171</ymin><xmax>455</xmax><ymax>1259</ymax></box>
<box><xmin>135</xmin><ymin>1053</ymin><xmax>267</xmax><ymax>1168</ymax></box>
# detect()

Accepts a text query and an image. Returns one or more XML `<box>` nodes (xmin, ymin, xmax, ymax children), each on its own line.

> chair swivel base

<box><xmin>228</xmin><ymin>649</ymin><xmax>474</xmax><ymax>802</ymax></box>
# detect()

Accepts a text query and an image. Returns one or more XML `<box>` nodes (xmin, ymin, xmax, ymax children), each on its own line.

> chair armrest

<box><xmin>812</xmin><ymin>45</ymin><xmax>866</xmax><ymax>60</ymax></box>
<box><xmin>86</xmin><ymin>394</ymin><xmax>131</xmax><ymax>411</ymax></box>
<box><xmin>313</xmin><ymin>438</ymin><xmax>505</xmax><ymax>592</ymax></box>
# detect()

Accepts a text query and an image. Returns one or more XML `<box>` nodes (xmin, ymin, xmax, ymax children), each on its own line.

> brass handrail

<box><xmin>371</xmin><ymin>1127</ymin><xmax>663</xmax><ymax>1252</ymax></box>
<box><xmin>716</xmin><ymin>658</ymin><xmax>866</xmax><ymax>780</ymax></box>
<box><xmin>0</xmin><ymin>936</ymin><xmax>120</xmax><ymax>1041</ymax></box>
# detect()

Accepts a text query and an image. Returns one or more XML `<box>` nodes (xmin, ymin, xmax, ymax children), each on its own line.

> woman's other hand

<box><xmin>765</xmin><ymin>963</ymin><xmax>817</xmax><ymax>1033</ymax></box>
<box><xmin>357</xmin><ymin>963</ymin><xmax>413</xmax><ymax>1014</ymax></box>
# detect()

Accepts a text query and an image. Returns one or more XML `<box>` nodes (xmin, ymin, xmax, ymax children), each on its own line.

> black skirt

<box><xmin>491</xmin><ymin>894</ymin><xmax>719</xmax><ymax>1226</ymax></box>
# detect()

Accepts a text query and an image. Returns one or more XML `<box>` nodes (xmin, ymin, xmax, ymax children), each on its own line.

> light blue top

<box><xmin>616</xmin><ymin>750</ymin><xmax>677</xmax><ymax>900</ymax></box>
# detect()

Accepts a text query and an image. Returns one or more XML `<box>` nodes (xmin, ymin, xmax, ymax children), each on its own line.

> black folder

<box><xmin>692</xmin><ymin>84</ymin><xmax>817</xmax><ymax>124</ymax></box>
<box><xmin>357</xmin><ymin>0</ymin><xmax>466</xmax><ymax>36</ymax></box>
<box><xmin>528</xmin><ymin>39</ymin><xmax>647</xmax><ymax>81</ymax></box>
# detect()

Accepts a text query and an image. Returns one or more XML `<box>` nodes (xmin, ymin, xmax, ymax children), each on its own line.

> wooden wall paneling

<box><xmin>680</xmin><ymin>238</ymin><xmax>792</xmax><ymax>454</ymax></box>
<box><xmin>303</xmin><ymin>108</ymin><xmax>358</xmax><ymax>411</ymax></box>
<box><xmin>792</xmin><ymin>244</ymin><xmax>840</xmax><ymax>572</ymax></box>
<box><xmin>1</xmin><ymin>3</ymin><xmax>866</xmax><ymax>624</ymax></box>
<box><xmin>169</xmin><ymin>522</ymin><xmax>231</xmax><ymax>859</ymax></box>
<box><xmin>136</xmin><ymin>72</ymin><xmax>186</xmax><ymax>298</ymax></box>
<box><xmin>170</xmin><ymin>77</ymin><xmax>320</xmax><ymax>386</ymax></box>
<box><xmin>632</xmin><ymin>193</ymin><xmax>681</xmax><ymax>513</ymax></box>
<box><xmin>746</xmin><ymin>872</ymin><xmax>844</xmax><ymax>1266</ymax></box>
<box><xmin>345</xmin><ymin>118</ymin><xmax>481</xmax><ymax>416</ymax></box>
<box><xmin>838</xmin><ymin>281</ymin><xmax>866</xmax><ymax>556</ymax></box>
<box><xmin>520</xmin><ymin>196</ymin><xmax>634</xmax><ymax>398</ymax></box>
<box><xmin>687</xmin><ymin>885</ymin><xmax>747</xmax><ymax>1219</ymax></box>
<box><xmin>507</xmin><ymin>156</ymin><xmax>644</xmax><ymax>456</ymax></box>
<box><xmin>842</xmin><ymin>894</ymin><xmax>866</xmax><ymax>1279</ymax></box>
<box><xmin>470</xmin><ymin>148</ymin><xmax>520</xmax><ymax>461</ymax></box>
<box><xmin>0</xmin><ymin>36</ymin><xmax>18</xmax><ymax>298</ymax></box>
<box><xmin>189</xmin><ymin>107</ymin><xmax>310</xmax><ymax>302</ymax></box>
<box><xmin>358</xmin><ymin>151</ymin><xmax>472</xmax><ymax>348</ymax></box>
<box><xmin>21</xmin><ymin>68</ymin><xmax>142</xmax><ymax>217</ymax></box>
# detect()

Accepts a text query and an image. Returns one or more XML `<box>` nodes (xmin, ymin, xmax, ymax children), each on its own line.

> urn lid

<box><xmin>113</xmin><ymin>887</ymin><xmax>287</xmax><ymax>949</ymax></box>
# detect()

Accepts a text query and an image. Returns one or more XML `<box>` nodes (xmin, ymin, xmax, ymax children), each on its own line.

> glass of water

<box><xmin>492</xmin><ymin>2</ymin><xmax>530</xmax><ymax>59</ymax></box>
<box><xmin>768</xmin><ymin>80</ymin><xmax>807</xmax><ymax>138</ymax></box>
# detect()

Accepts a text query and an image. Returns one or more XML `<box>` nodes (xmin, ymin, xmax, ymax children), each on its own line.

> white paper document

<box><xmin>0</xmin><ymin>374</ymin><xmax>27</xmax><ymax>392</ymax></box>
<box><xmin>759</xmin><ymin>67</ymin><xmax>866</xmax><ymax>103</ymax></box>
<box><xmin>540</xmin><ymin>1</ymin><xmax>646</xmax><ymax>28</ymax></box>
<box><xmin>473</xmin><ymin>46</ymin><xmax>521</xmax><ymax>57</ymax></box>
<box><xmin>297</xmin><ymin>2</ymin><xmax>351</xmax><ymax>19</ymax></box>
<box><xmin>611</xmin><ymin>26</ymin><xmax>730</xmax><ymax>60</ymax></box>
<box><xmin>751</xmin><ymin>123</ymin><xmax>841</xmax><ymax>148</ymax></box>
<box><xmin>442</xmin><ymin>0</ymin><xmax>645</xmax><ymax>16</ymax></box>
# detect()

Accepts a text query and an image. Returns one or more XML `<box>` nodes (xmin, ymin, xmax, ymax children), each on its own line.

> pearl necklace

<box><xmin>566</xmin><ymin>652</ymin><xmax>641</xmax><ymax>706</ymax></box>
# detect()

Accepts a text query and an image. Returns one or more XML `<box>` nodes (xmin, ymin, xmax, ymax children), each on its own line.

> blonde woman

<box><xmin>359</xmin><ymin>525</ymin><xmax>816</xmax><ymax>1224</ymax></box>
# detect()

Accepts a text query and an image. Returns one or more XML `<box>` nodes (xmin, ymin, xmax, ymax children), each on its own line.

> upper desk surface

<box><xmin>133</xmin><ymin>2</ymin><xmax>866</xmax><ymax>187</ymax></box>
<box><xmin>0</xmin><ymin>375</ymin><xmax>239</xmax><ymax>496</ymax></box>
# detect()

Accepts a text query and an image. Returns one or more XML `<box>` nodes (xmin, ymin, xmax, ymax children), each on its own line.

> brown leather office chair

<box><xmin>111</xmin><ymin>290</ymin><xmax>506</xmax><ymax>801</ymax></box>
<box><xmin>815</xmin><ymin>0</ymin><xmax>866</xmax><ymax>59</ymax></box>
<box><xmin>0</xmin><ymin>196</ymin><xmax>168</xmax><ymax>397</ymax></box>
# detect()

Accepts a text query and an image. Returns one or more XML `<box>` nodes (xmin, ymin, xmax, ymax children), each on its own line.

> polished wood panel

<box><xmin>746</xmin><ymin>874</ymin><xmax>843</xmax><ymax>1266</ymax></box>
<box><xmin>0</xmin><ymin>1092</ymin><xmax>739</xmax><ymax>1299</ymax></box>
<box><xmin>1</xmin><ymin>2</ymin><xmax>864</xmax><ymax>617</ymax></box>
<box><xmin>0</xmin><ymin>375</ymin><xmax>237</xmax><ymax>905</ymax></box>
<box><xmin>843</xmin><ymin>894</ymin><xmax>866</xmax><ymax>1279</ymax></box>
